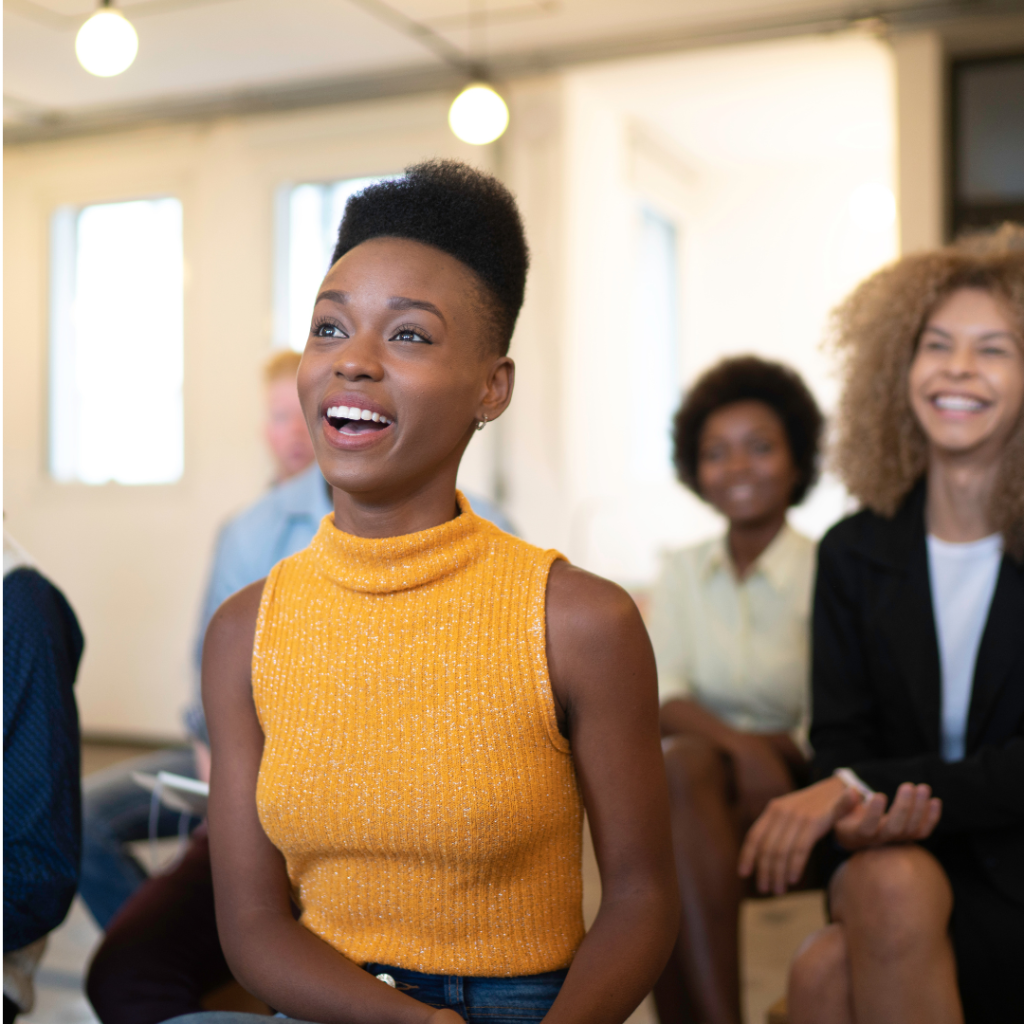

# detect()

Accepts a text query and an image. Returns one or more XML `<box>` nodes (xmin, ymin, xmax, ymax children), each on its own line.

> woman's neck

<box><xmin>727</xmin><ymin>513</ymin><xmax>787</xmax><ymax>579</ymax></box>
<box><xmin>331</xmin><ymin>468</ymin><xmax>462</xmax><ymax>539</ymax></box>
<box><xmin>925</xmin><ymin>448</ymin><xmax>1000</xmax><ymax>542</ymax></box>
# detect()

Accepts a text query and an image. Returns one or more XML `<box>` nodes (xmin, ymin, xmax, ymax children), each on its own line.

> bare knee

<box><xmin>662</xmin><ymin>734</ymin><xmax>729</xmax><ymax>805</ymax></box>
<box><xmin>788</xmin><ymin>924</ymin><xmax>849</xmax><ymax>1022</ymax></box>
<box><xmin>833</xmin><ymin>846</ymin><xmax>953</xmax><ymax>957</ymax></box>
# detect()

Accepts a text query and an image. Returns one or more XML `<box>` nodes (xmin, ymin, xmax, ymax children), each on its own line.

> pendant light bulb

<box><xmin>448</xmin><ymin>83</ymin><xmax>509</xmax><ymax>145</ymax></box>
<box><xmin>76</xmin><ymin>4</ymin><xmax>138</xmax><ymax>78</ymax></box>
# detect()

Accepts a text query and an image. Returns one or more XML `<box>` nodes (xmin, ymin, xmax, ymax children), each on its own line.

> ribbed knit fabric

<box><xmin>252</xmin><ymin>493</ymin><xmax>584</xmax><ymax>977</ymax></box>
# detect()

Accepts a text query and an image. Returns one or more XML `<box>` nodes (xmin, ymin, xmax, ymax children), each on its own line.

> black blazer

<box><xmin>810</xmin><ymin>483</ymin><xmax>1024</xmax><ymax>906</ymax></box>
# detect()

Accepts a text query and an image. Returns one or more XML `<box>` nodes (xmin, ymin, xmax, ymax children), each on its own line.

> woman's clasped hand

<box><xmin>738</xmin><ymin>777</ymin><xmax>943</xmax><ymax>895</ymax></box>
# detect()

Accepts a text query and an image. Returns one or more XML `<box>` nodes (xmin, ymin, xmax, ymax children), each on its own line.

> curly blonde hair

<box><xmin>830</xmin><ymin>223</ymin><xmax>1024</xmax><ymax>559</ymax></box>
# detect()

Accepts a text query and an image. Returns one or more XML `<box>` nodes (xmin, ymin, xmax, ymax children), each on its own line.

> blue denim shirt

<box><xmin>185</xmin><ymin>463</ymin><xmax>516</xmax><ymax>743</ymax></box>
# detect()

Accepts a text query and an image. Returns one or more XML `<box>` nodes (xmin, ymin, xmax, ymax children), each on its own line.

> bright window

<box><xmin>50</xmin><ymin>197</ymin><xmax>184</xmax><ymax>485</ymax></box>
<box><xmin>275</xmin><ymin>176</ymin><xmax>397</xmax><ymax>352</ymax></box>
<box><xmin>631</xmin><ymin>205</ymin><xmax>680</xmax><ymax>483</ymax></box>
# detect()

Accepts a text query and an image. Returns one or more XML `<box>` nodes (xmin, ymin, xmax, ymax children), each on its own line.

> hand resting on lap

<box><xmin>833</xmin><ymin>782</ymin><xmax>941</xmax><ymax>852</ymax></box>
<box><xmin>738</xmin><ymin>777</ymin><xmax>942</xmax><ymax>895</ymax></box>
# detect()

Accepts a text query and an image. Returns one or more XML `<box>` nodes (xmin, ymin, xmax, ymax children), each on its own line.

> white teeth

<box><xmin>325</xmin><ymin>404</ymin><xmax>392</xmax><ymax>425</ymax></box>
<box><xmin>935</xmin><ymin>395</ymin><xmax>984</xmax><ymax>412</ymax></box>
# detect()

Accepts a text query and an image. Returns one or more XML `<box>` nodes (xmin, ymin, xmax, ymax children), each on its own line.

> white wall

<box><xmin>550</xmin><ymin>32</ymin><xmax>899</xmax><ymax>586</ymax></box>
<box><xmin>3</xmin><ymin>94</ymin><xmax>493</xmax><ymax>740</ymax></box>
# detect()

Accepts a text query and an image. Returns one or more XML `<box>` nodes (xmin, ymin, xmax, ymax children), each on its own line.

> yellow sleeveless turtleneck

<box><xmin>252</xmin><ymin>493</ymin><xmax>584</xmax><ymax>977</ymax></box>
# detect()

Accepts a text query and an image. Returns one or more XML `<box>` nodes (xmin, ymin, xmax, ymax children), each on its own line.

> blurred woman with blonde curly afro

<box><xmin>740</xmin><ymin>224</ymin><xmax>1024</xmax><ymax>1024</ymax></box>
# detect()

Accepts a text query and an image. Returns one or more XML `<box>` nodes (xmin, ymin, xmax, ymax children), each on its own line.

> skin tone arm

<box><xmin>544</xmin><ymin>561</ymin><xmax>680</xmax><ymax>1024</ymax></box>
<box><xmin>203</xmin><ymin>584</ymin><xmax>463</xmax><ymax>1024</ymax></box>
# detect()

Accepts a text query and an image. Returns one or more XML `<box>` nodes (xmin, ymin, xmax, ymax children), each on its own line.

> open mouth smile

<box><xmin>929</xmin><ymin>393</ymin><xmax>990</xmax><ymax>414</ymax></box>
<box><xmin>320</xmin><ymin>399</ymin><xmax>396</xmax><ymax>449</ymax></box>
<box><xmin>324</xmin><ymin>403</ymin><xmax>394</xmax><ymax>436</ymax></box>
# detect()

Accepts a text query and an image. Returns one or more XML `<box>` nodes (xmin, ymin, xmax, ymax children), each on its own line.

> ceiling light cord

<box><xmin>448</xmin><ymin>2</ymin><xmax>509</xmax><ymax>146</ymax></box>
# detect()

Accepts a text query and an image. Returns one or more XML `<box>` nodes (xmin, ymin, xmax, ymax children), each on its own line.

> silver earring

<box><xmin>475</xmin><ymin>416</ymin><xmax>487</xmax><ymax>432</ymax></box>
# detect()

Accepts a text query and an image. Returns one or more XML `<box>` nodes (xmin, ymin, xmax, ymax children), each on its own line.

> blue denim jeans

<box><xmin>361</xmin><ymin>963</ymin><xmax>566</xmax><ymax>1022</ymax></box>
<box><xmin>163</xmin><ymin>963</ymin><xmax>567</xmax><ymax>1024</ymax></box>
<box><xmin>80</xmin><ymin>747</ymin><xmax>202</xmax><ymax>928</ymax></box>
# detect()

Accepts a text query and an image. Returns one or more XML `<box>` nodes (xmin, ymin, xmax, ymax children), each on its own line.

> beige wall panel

<box><xmin>500</xmin><ymin>77</ymin><xmax>571</xmax><ymax>551</ymax></box>
<box><xmin>891</xmin><ymin>30</ymin><xmax>944</xmax><ymax>253</ymax></box>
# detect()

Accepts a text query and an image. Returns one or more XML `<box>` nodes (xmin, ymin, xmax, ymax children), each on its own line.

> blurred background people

<box><xmin>740</xmin><ymin>227</ymin><xmax>1024</xmax><ymax>1024</ymax></box>
<box><xmin>263</xmin><ymin>350</ymin><xmax>318</xmax><ymax>485</ymax></box>
<box><xmin>648</xmin><ymin>356</ymin><xmax>824</xmax><ymax>1024</ymax></box>
<box><xmin>4</xmin><ymin>532</ymin><xmax>84</xmax><ymax>1023</ymax></box>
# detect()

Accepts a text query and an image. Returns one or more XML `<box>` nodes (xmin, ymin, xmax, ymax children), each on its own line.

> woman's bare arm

<box><xmin>202</xmin><ymin>582</ymin><xmax>461</xmax><ymax>1024</ymax></box>
<box><xmin>543</xmin><ymin>562</ymin><xmax>680</xmax><ymax>1024</ymax></box>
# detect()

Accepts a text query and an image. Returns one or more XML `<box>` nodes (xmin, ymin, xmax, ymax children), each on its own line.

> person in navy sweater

<box><xmin>3</xmin><ymin>532</ymin><xmax>84</xmax><ymax>1023</ymax></box>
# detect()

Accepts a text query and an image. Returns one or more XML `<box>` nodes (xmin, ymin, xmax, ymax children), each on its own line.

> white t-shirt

<box><xmin>926</xmin><ymin>532</ymin><xmax>1003</xmax><ymax>762</ymax></box>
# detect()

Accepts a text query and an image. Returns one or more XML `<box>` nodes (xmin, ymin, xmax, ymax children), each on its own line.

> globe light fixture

<box><xmin>448</xmin><ymin>83</ymin><xmax>509</xmax><ymax>145</ymax></box>
<box><xmin>76</xmin><ymin>2</ymin><xmax>138</xmax><ymax>78</ymax></box>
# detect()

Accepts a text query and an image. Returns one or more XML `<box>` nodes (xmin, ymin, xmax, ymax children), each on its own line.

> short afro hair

<box><xmin>672</xmin><ymin>355</ymin><xmax>825</xmax><ymax>506</ymax></box>
<box><xmin>331</xmin><ymin>159</ymin><xmax>529</xmax><ymax>355</ymax></box>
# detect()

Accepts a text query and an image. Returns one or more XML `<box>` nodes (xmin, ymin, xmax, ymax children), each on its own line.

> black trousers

<box><xmin>86</xmin><ymin>825</ymin><xmax>233</xmax><ymax>1024</ymax></box>
<box><xmin>944</xmin><ymin>842</ymin><xmax>1024</xmax><ymax>1024</ymax></box>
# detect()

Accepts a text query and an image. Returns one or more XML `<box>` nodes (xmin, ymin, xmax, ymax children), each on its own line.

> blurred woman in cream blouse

<box><xmin>648</xmin><ymin>356</ymin><xmax>823</xmax><ymax>1024</ymax></box>
<box><xmin>651</xmin><ymin>520</ymin><xmax>814</xmax><ymax>739</ymax></box>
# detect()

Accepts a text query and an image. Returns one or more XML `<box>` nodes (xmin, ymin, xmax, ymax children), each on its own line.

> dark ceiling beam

<box><xmin>6</xmin><ymin>0</ymin><xmax>1024</xmax><ymax>145</ymax></box>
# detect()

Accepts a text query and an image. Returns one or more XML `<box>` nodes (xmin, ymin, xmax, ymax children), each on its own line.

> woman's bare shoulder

<box><xmin>545</xmin><ymin>560</ymin><xmax>651</xmax><ymax>691</ymax></box>
<box><xmin>210</xmin><ymin>579</ymin><xmax>264</xmax><ymax>641</ymax></box>
<box><xmin>202</xmin><ymin>579</ymin><xmax>265</xmax><ymax>691</ymax></box>
<box><xmin>546</xmin><ymin>560</ymin><xmax>641</xmax><ymax>635</ymax></box>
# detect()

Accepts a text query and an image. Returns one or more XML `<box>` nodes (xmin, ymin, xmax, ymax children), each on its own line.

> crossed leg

<box><xmin>788</xmin><ymin>845</ymin><xmax>963</xmax><ymax>1024</ymax></box>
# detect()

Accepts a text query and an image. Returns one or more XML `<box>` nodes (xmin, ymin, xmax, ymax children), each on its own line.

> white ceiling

<box><xmin>576</xmin><ymin>32</ymin><xmax>895</xmax><ymax>168</ymax></box>
<box><xmin>3</xmin><ymin>0</ymin><xmax>1019</xmax><ymax>136</ymax></box>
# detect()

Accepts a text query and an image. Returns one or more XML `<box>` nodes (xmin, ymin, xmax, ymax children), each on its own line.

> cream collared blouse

<box><xmin>648</xmin><ymin>523</ymin><xmax>816</xmax><ymax>740</ymax></box>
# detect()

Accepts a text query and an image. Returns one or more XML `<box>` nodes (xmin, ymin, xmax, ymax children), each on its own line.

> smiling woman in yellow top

<box><xmin>186</xmin><ymin>162</ymin><xmax>677</xmax><ymax>1024</ymax></box>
